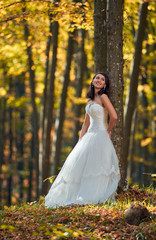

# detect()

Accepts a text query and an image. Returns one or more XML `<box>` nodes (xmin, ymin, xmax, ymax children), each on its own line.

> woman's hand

<box><xmin>107</xmin><ymin>130</ymin><xmax>111</xmax><ymax>139</ymax></box>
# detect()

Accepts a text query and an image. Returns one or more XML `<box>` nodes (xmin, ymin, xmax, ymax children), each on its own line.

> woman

<box><xmin>45</xmin><ymin>72</ymin><xmax>120</xmax><ymax>208</ymax></box>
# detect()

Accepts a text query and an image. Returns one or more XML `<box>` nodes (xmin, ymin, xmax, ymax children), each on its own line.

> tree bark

<box><xmin>140</xmin><ymin>74</ymin><xmax>149</xmax><ymax>187</ymax></box>
<box><xmin>107</xmin><ymin>0</ymin><xmax>124</xmax><ymax>190</ymax></box>
<box><xmin>42</xmin><ymin>18</ymin><xmax>59</xmax><ymax>195</ymax></box>
<box><xmin>16</xmin><ymin>75</ymin><xmax>25</xmax><ymax>201</ymax></box>
<box><xmin>54</xmin><ymin>30</ymin><xmax>75</xmax><ymax>175</ymax></box>
<box><xmin>0</xmin><ymin>68</ymin><xmax>7</xmax><ymax>203</ymax></box>
<box><xmin>94</xmin><ymin>0</ymin><xmax>107</xmax><ymax>72</ymax></box>
<box><xmin>39</xmin><ymin>16</ymin><xmax>53</xmax><ymax>195</ymax></box>
<box><xmin>127</xmin><ymin>109</ymin><xmax>137</xmax><ymax>185</ymax></box>
<box><xmin>8</xmin><ymin>78</ymin><xmax>13</xmax><ymax>206</ymax></box>
<box><xmin>152</xmin><ymin>73</ymin><xmax>156</xmax><ymax>188</ymax></box>
<box><xmin>73</xmin><ymin>29</ymin><xmax>86</xmax><ymax>146</ymax></box>
<box><xmin>22</xmin><ymin>0</ymin><xmax>40</xmax><ymax>198</ymax></box>
<box><xmin>123</xmin><ymin>2</ymin><xmax>149</xmax><ymax>186</ymax></box>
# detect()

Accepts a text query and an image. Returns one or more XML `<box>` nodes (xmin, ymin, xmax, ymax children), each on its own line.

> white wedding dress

<box><xmin>45</xmin><ymin>103</ymin><xmax>120</xmax><ymax>208</ymax></box>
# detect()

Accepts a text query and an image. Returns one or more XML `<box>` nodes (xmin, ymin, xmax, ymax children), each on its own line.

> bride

<box><xmin>45</xmin><ymin>72</ymin><xmax>120</xmax><ymax>208</ymax></box>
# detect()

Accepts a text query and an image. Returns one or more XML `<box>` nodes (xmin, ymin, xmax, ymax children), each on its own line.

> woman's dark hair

<box><xmin>87</xmin><ymin>72</ymin><xmax>109</xmax><ymax>100</ymax></box>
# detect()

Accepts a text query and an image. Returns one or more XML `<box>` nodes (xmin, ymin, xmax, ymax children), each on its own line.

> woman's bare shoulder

<box><xmin>100</xmin><ymin>94</ymin><xmax>109</xmax><ymax>102</ymax></box>
<box><xmin>87</xmin><ymin>98</ymin><xmax>92</xmax><ymax>103</ymax></box>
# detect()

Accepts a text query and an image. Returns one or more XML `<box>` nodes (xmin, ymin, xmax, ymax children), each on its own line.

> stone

<box><xmin>124</xmin><ymin>203</ymin><xmax>150</xmax><ymax>226</ymax></box>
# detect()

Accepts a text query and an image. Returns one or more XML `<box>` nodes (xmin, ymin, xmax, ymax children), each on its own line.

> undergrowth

<box><xmin>0</xmin><ymin>185</ymin><xmax>155</xmax><ymax>240</ymax></box>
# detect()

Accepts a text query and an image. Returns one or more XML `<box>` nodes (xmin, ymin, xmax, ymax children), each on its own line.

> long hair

<box><xmin>87</xmin><ymin>72</ymin><xmax>109</xmax><ymax>100</ymax></box>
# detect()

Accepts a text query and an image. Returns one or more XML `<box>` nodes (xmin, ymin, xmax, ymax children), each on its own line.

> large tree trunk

<box><xmin>107</xmin><ymin>0</ymin><xmax>124</xmax><ymax>190</ymax></box>
<box><xmin>22</xmin><ymin>0</ymin><xmax>40</xmax><ymax>198</ymax></box>
<box><xmin>94</xmin><ymin>0</ymin><xmax>107</xmax><ymax>72</ymax></box>
<box><xmin>73</xmin><ymin>29</ymin><xmax>86</xmax><ymax>146</ymax></box>
<box><xmin>54</xmin><ymin>30</ymin><xmax>75</xmax><ymax>175</ymax></box>
<box><xmin>123</xmin><ymin>2</ymin><xmax>149</xmax><ymax>185</ymax></box>
<box><xmin>42</xmin><ymin>17</ymin><xmax>59</xmax><ymax>195</ymax></box>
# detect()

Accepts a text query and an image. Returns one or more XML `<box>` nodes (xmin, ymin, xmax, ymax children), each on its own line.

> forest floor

<box><xmin>0</xmin><ymin>185</ymin><xmax>156</xmax><ymax>240</ymax></box>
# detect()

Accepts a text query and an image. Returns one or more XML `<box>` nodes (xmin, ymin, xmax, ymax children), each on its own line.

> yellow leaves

<box><xmin>137</xmin><ymin>84</ymin><xmax>151</xmax><ymax>93</ymax></box>
<box><xmin>1</xmin><ymin>164</ymin><xmax>9</xmax><ymax>173</ymax></box>
<box><xmin>140</xmin><ymin>137</ymin><xmax>152</xmax><ymax>147</ymax></box>
<box><xmin>35</xmin><ymin>97</ymin><xmax>40</xmax><ymax>105</ymax></box>
<box><xmin>31</xmin><ymin>65</ymin><xmax>35</xmax><ymax>70</ymax></box>
<box><xmin>27</xmin><ymin>42</ymin><xmax>31</xmax><ymax>47</ymax></box>
<box><xmin>36</xmin><ymin>82</ymin><xmax>44</xmax><ymax>94</ymax></box>
<box><xmin>43</xmin><ymin>175</ymin><xmax>56</xmax><ymax>183</ymax></box>
<box><xmin>71</xmin><ymin>96</ymin><xmax>87</xmax><ymax>105</ymax></box>
<box><xmin>73</xmin><ymin>231</ymin><xmax>79</xmax><ymax>237</ymax></box>
<box><xmin>0</xmin><ymin>87</ymin><xmax>7</xmax><ymax>97</ymax></box>
<box><xmin>0</xmin><ymin>224</ymin><xmax>16</xmax><ymax>231</ymax></box>
<box><xmin>6</xmin><ymin>95</ymin><xmax>15</xmax><ymax>105</ymax></box>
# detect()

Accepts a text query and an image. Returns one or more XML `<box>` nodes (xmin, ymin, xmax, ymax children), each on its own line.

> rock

<box><xmin>124</xmin><ymin>203</ymin><xmax>150</xmax><ymax>226</ymax></box>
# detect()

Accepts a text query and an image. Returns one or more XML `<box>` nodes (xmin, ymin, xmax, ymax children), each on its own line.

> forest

<box><xmin>0</xmin><ymin>0</ymin><xmax>156</xmax><ymax>208</ymax></box>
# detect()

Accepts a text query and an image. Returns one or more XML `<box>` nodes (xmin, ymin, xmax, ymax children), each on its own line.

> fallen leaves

<box><xmin>0</xmin><ymin>185</ymin><xmax>155</xmax><ymax>240</ymax></box>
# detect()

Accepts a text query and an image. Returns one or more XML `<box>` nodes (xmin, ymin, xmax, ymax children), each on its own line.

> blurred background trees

<box><xmin>0</xmin><ymin>0</ymin><xmax>155</xmax><ymax>207</ymax></box>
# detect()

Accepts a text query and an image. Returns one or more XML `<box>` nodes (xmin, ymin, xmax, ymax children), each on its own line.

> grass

<box><xmin>0</xmin><ymin>185</ymin><xmax>155</xmax><ymax>240</ymax></box>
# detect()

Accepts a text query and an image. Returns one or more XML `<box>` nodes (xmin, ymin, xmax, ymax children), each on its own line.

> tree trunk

<box><xmin>15</xmin><ymin>75</ymin><xmax>25</xmax><ymax>201</ymax></box>
<box><xmin>152</xmin><ymin>74</ymin><xmax>156</xmax><ymax>188</ymax></box>
<box><xmin>28</xmin><ymin>128</ymin><xmax>34</xmax><ymax>202</ymax></box>
<box><xmin>39</xmin><ymin>15</ymin><xmax>53</xmax><ymax>194</ymax></box>
<box><xmin>0</xmin><ymin>69</ymin><xmax>7</xmax><ymax>203</ymax></box>
<box><xmin>94</xmin><ymin>0</ymin><xmax>107</xmax><ymax>72</ymax></box>
<box><xmin>73</xmin><ymin>29</ymin><xmax>86</xmax><ymax>146</ymax></box>
<box><xmin>107</xmin><ymin>0</ymin><xmax>124</xmax><ymax>190</ymax></box>
<box><xmin>123</xmin><ymin>2</ymin><xmax>149</xmax><ymax>186</ymax></box>
<box><xmin>22</xmin><ymin>0</ymin><xmax>40</xmax><ymax>198</ymax></box>
<box><xmin>8</xmin><ymin>78</ymin><xmax>13</xmax><ymax>206</ymax></box>
<box><xmin>127</xmin><ymin>109</ymin><xmax>137</xmax><ymax>185</ymax></box>
<box><xmin>54</xmin><ymin>30</ymin><xmax>75</xmax><ymax>175</ymax></box>
<box><xmin>140</xmin><ymin>74</ymin><xmax>149</xmax><ymax>187</ymax></box>
<box><xmin>42</xmin><ymin>18</ymin><xmax>59</xmax><ymax>195</ymax></box>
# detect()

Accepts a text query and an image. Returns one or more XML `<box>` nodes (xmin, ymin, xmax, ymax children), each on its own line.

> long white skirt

<box><xmin>45</xmin><ymin>129</ymin><xmax>120</xmax><ymax>208</ymax></box>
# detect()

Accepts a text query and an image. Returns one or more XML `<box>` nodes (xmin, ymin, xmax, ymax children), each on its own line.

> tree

<box><xmin>123</xmin><ymin>1</ymin><xmax>149</xmax><ymax>184</ymax></box>
<box><xmin>22</xmin><ymin>0</ymin><xmax>40</xmax><ymax>197</ymax></box>
<box><xmin>41</xmin><ymin>12</ymin><xmax>59</xmax><ymax>195</ymax></box>
<box><xmin>106</xmin><ymin>0</ymin><xmax>124</xmax><ymax>189</ymax></box>
<box><xmin>73</xmin><ymin>29</ymin><xmax>86</xmax><ymax>146</ymax></box>
<box><xmin>94</xmin><ymin>0</ymin><xmax>107</xmax><ymax>72</ymax></box>
<box><xmin>53</xmin><ymin>30</ymin><xmax>76</xmax><ymax>175</ymax></box>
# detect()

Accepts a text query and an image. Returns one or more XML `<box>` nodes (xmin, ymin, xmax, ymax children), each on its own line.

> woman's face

<box><xmin>92</xmin><ymin>74</ymin><xmax>106</xmax><ymax>89</ymax></box>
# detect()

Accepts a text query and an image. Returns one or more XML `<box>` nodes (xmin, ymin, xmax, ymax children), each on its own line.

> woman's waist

<box><xmin>88</xmin><ymin>123</ymin><xmax>107</xmax><ymax>132</ymax></box>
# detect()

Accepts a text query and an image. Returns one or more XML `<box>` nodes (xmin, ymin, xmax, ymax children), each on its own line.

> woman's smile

<box><xmin>93</xmin><ymin>73</ymin><xmax>106</xmax><ymax>89</ymax></box>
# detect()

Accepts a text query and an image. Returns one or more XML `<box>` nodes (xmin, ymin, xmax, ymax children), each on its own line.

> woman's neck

<box><xmin>94</xmin><ymin>88</ymin><xmax>99</xmax><ymax>97</ymax></box>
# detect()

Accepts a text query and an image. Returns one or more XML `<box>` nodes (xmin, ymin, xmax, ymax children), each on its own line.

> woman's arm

<box><xmin>79</xmin><ymin>113</ymin><xmax>90</xmax><ymax>139</ymax></box>
<box><xmin>101</xmin><ymin>94</ymin><xmax>118</xmax><ymax>137</ymax></box>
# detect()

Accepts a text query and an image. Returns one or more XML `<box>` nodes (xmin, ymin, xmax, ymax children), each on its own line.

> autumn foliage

<box><xmin>0</xmin><ymin>186</ymin><xmax>155</xmax><ymax>240</ymax></box>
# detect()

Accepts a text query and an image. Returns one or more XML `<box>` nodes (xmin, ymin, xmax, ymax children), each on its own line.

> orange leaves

<box><xmin>140</xmin><ymin>137</ymin><xmax>152</xmax><ymax>147</ymax></box>
<box><xmin>1</xmin><ymin>186</ymin><xmax>156</xmax><ymax>240</ymax></box>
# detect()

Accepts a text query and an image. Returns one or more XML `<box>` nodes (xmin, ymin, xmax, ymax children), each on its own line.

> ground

<box><xmin>0</xmin><ymin>185</ymin><xmax>156</xmax><ymax>240</ymax></box>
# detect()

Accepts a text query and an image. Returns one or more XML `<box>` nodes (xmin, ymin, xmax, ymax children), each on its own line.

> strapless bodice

<box><xmin>85</xmin><ymin>103</ymin><xmax>107</xmax><ymax>132</ymax></box>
